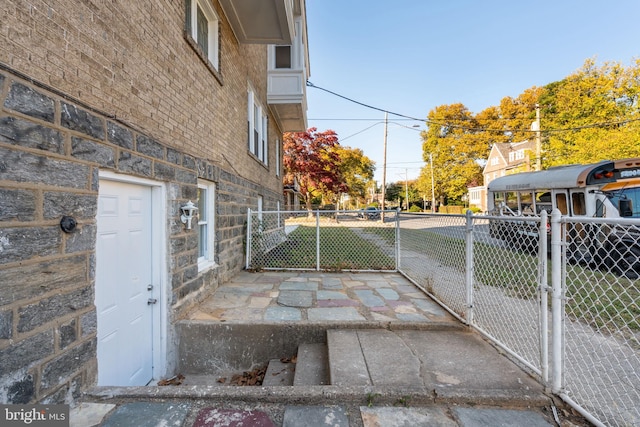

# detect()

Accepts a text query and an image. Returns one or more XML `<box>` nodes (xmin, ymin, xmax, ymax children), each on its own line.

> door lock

<box><xmin>147</xmin><ymin>298</ymin><xmax>157</xmax><ymax>305</ymax></box>
<box><xmin>147</xmin><ymin>284</ymin><xmax>154</xmax><ymax>291</ymax></box>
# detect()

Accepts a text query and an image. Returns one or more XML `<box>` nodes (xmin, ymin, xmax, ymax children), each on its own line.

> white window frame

<box><xmin>188</xmin><ymin>0</ymin><xmax>219</xmax><ymax>70</ymax></box>
<box><xmin>247</xmin><ymin>87</ymin><xmax>268</xmax><ymax>164</ymax></box>
<box><xmin>274</xmin><ymin>45</ymin><xmax>292</xmax><ymax>69</ymax></box>
<box><xmin>275</xmin><ymin>138</ymin><xmax>280</xmax><ymax>177</ymax></box>
<box><xmin>197</xmin><ymin>180</ymin><xmax>216</xmax><ymax>271</ymax></box>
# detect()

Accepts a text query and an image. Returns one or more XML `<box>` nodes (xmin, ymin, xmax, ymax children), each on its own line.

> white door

<box><xmin>96</xmin><ymin>179</ymin><xmax>154</xmax><ymax>386</ymax></box>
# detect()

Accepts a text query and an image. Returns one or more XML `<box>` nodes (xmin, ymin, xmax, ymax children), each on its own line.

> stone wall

<box><xmin>0</xmin><ymin>0</ymin><xmax>286</xmax><ymax>404</ymax></box>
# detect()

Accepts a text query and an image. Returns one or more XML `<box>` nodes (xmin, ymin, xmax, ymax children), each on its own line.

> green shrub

<box><xmin>463</xmin><ymin>207</ymin><xmax>482</xmax><ymax>214</ymax></box>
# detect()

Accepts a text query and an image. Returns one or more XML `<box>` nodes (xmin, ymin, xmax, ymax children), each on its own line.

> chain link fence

<box><xmin>397</xmin><ymin>213</ymin><xmax>547</xmax><ymax>378</ymax></box>
<box><xmin>245</xmin><ymin>209</ymin><xmax>397</xmax><ymax>271</ymax></box>
<box><xmin>245</xmin><ymin>208</ymin><xmax>640</xmax><ymax>426</ymax></box>
<box><xmin>559</xmin><ymin>216</ymin><xmax>640</xmax><ymax>427</ymax></box>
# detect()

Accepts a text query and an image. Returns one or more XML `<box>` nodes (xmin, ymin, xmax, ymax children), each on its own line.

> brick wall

<box><xmin>0</xmin><ymin>0</ymin><xmax>286</xmax><ymax>404</ymax></box>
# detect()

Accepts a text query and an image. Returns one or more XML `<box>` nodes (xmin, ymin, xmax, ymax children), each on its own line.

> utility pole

<box><xmin>381</xmin><ymin>112</ymin><xmax>388</xmax><ymax>221</ymax></box>
<box><xmin>430</xmin><ymin>153</ymin><xmax>436</xmax><ymax>213</ymax></box>
<box><xmin>404</xmin><ymin>168</ymin><xmax>409</xmax><ymax>211</ymax></box>
<box><xmin>535</xmin><ymin>103</ymin><xmax>541</xmax><ymax>171</ymax></box>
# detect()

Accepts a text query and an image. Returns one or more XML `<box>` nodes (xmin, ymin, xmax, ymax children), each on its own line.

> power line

<box><xmin>306</xmin><ymin>81</ymin><xmax>640</xmax><ymax>134</ymax></box>
<box><xmin>309</xmin><ymin>118</ymin><xmax>418</xmax><ymax>121</ymax></box>
<box><xmin>339</xmin><ymin>121</ymin><xmax>421</xmax><ymax>142</ymax></box>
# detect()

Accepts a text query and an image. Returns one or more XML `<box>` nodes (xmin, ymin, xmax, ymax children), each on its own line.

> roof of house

<box><xmin>483</xmin><ymin>140</ymin><xmax>536</xmax><ymax>174</ymax></box>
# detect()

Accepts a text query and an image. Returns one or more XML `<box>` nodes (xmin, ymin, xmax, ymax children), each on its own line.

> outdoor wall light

<box><xmin>60</xmin><ymin>216</ymin><xmax>77</xmax><ymax>233</ymax></box>
<box><xmin>180</xmin><ymin>201</ymin><xmax>198</xmax><ymax>230</ymax></box>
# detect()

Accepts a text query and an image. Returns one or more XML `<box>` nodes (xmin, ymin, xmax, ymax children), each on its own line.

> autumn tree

<box><xmin>420</xmin><ymin>103</ymin><xmax>486</xmax><ymax>204</ymax></box>
<box><xmin>541</xmin><ymin>58</ymin><xmax>640</xmax><ymax>165</ymax></box>
<box><xmin>331</xmin><ymin>145</ymin><xmax>375</xmax><ymax>206</ymax></box>
<box><xmin>283</xmin><ymin>128</ymin><xmax>347</xmax><ymax>212</ymax></box>
<box><xmin>418</xmin><ymin>58</ymin><xmax>640</xmax><ymax>206</ymax></box>
<box><xmin>415</xmin><ymin>167</ymin><xmax>435</xmax><ymax>209</ymax></box>
<box><xmin>384</xmin><ymin>182</ymin><xmax>402</xmax><ymax>205</ymax></box>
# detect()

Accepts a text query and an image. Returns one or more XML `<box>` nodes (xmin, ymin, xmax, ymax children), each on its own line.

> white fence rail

<box><xmin>246</xmin><ymin>209</ymin><xmax>640</xmax><ymax>426</ymax></box>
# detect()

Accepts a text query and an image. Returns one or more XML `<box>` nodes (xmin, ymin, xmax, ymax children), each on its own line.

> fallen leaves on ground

<box><xmin>157</xmin><ymin>374</ymin><xmax>185</xmax><ymax>386</ymax></box>
<box><xmin>218</xmin><ymin>366</ymin><xmax>267</xmax><ymax>386</ymax></box>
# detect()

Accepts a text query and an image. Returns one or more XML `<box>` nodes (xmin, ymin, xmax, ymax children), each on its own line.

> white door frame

<box><xmin>97</xmin><ymin>170</ymin><xmax>168</xmax><ymax>381</ymax></box>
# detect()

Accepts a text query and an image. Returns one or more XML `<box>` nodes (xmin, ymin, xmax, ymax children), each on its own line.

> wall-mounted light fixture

<box><xmin>180</xmin><ymin>200</ymin><xmax>198</xmax><ymax>230</ymax></box>
<box><xmin>60</xmin><ymin>216</ymin><xmax>77</xmax><ymax>233</ymax></box>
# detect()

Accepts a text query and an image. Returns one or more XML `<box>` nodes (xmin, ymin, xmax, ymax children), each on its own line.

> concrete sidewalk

<box><xmin>72</xmin><ymin>271</ymin><xmax>590</xmax><ymax>426</ymax></box>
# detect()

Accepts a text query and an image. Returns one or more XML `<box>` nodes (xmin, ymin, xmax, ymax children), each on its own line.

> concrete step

<box><xmin>327</xmin><ymin>330</ymin><xmax>371</xmax><ymax>386</ymax></box>
<box><xmin>327</xmin><ymin>329</ymin><xmax>423</xmax><ymax>387</ymax></box>
<box><xmin>325</xmin><ymin>329</ymin><xmax>545</xmax><ymax>407</ymax></box>
<box><xmin>262</xmin><ymin>359</ymin><xmax>295</xmax><ymax>386</ymax></box>
<box><xmin>293</xmin><ymin>343</ymin><xmax>329</xmax><ymax>386</ymax></box>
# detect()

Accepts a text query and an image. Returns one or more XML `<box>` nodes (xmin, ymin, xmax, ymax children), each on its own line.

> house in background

<box><xmin>468</xmin><ymin>140</ymin><xmax>536</xmax><ymax>212</ymax></box>
<box><xmin>0</xmin><ymin>0</ymin><xmax>309</xmax><ymax>404</ymax></box>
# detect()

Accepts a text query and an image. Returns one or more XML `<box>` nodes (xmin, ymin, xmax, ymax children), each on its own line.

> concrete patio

<box><xmin>186</xmin><ymin>270</ymin><xmax>456</xmax><ymax>324</ymax></box>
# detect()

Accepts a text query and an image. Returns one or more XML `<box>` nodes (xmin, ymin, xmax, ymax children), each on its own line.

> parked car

<box><xmin>361</xmin><ymin>206</ymin><xmax>380</xmax><ymax>220</ymax></box>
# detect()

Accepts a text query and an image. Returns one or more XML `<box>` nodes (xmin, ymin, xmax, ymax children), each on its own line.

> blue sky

<box><xmin>304</xmin><ymin>1</ymin><xmax>640</xmax><ymax>184</ymax></box>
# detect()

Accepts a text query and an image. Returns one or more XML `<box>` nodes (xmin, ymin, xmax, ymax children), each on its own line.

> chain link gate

<box><xmin>246</xmin><ymin>209</ymin><xmax>398</xmax><ymax>271</ymax></box>
<box><xmin>554</xmin><ymin>214</ymin><xmax>640</xmax><ymax>427</ymax></box>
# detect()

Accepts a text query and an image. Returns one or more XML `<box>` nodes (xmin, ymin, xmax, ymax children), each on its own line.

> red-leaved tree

<box><xmin>283</xmin><ymin>128</ymin><xmax>347</xmax><ymax>212</ymax></box>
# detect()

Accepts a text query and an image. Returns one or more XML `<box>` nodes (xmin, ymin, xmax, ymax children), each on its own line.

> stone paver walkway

<box><xmin>187</xmin><ymin>271</ymin><xmax>455</xmax><ymax>324</ymax></box>
<box><xmin>73</xmin><ymin>401</ymin><xmax>559</xmax><ymax>427</ymax></box>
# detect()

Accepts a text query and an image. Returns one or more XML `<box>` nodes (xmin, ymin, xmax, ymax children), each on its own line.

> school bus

<box><xmin>487</xmin><ymin>158</ymin><xmax>640</xmax><ymax>277</ymax></box>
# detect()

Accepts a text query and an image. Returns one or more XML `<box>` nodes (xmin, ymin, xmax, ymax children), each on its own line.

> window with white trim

<box><xmin>275</xmin><ymin>45</ymin><xmax>292</xmax><ymax>68</ymax></box>
<box><xmin>185</xmin><ymin>0</ymin><xmax>219</xmax><ymax>70</ymax></box>
<box><xmin>247</xmin><ymin>88</ymin><xmax>268</xmax><ymax>164</ymax></box>
<box><xmin>275</xmin><ymin>138</ymin><xmax>280</xmax><ymax>177</ymax></box>
<box><xmin>197</xmin><ymin>180</ymin><xmax>216</xmax><ymax>271</ymax></box>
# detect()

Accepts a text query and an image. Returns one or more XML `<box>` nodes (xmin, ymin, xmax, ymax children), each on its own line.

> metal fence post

<box><xmin>538</xmin><ymin>210</ymin><xmax>549</xmax><ymax>385</ymax></box>
<box><xmin>395</xmin><ymin>211</ymin><xmax>400</xmax><ymax>271</ymax></box>
<box><xmin>550</xmin><ymin>209</ymin><xmax>563</xmax><ymax>393</ymax></box>
<box><xmin>465</xmin><ymin>209</ymin><xmax>474</xmax><ymax>325</ymax></box>
<box><xmin>316</xmin><ymin>209</ymin><xmax>320</xmax><ymax>271</ymax></box>
<box><xmin>245</xmin><ymin>208</ymin><xmax>252</xmax><ymax>270</ymax></box>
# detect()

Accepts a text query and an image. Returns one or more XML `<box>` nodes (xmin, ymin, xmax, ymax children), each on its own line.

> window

<box><xmin>275</xmin><ymin>138</ymin><xmax>280</xmax><ymax>177</ymax></box>
<box><xmin>535</xmin><ymin>191</ymin><xmax>552</xmax><ymax>214</ymax></box>
<box><xmin>247</xmin><ymin>88</ymin><xmax>268</xmax><ymax>164</ymax></box>
<box><xmin>519</xmin><ymin>191</ymin><xmax>534</xmax><ymax>214</ymax></box>
<box><xmin>571</xmin><ymin>192</ymin><xmax>586</xmax><ymax>215</ymax></box>
<box><xmin>197</xmin><ymin>180</ymin><xmax>216</xmax><ymax>271</ymax></box>
<box><xmin>555</xmin><ymin>193</ymin><xmax>568</xmax><ymax>215</ymax></box>
<box><xmin>275</xmin><ymin>46</ymin><xmax>292</xmax><ymax>68</ymax></box>
<box><xmin>508</xmin><ymin>152</ymin><xmax>515</xmax><ymax>162</ymax></box>
<box><xmin>185</xmin><ymin>0</ymin><xmax>219</xmax><ymax>70</ymax></box>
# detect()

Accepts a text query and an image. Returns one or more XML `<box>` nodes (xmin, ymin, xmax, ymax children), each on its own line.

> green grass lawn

<box><xmin>395</xmin><ymin>227</ymin><xmax>639</xmax><ymax>334</ymax></box>
<box><xmin>252</xmin><ymin>225</ymin><xmax>395</xmax><ymax>270</ymax></box>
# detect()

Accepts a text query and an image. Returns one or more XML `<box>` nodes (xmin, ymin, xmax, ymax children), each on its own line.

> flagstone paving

<box><xmin>188</xmin><ymin>271</ymin><xmax>454</xmax><ymax>323</ymax></box>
